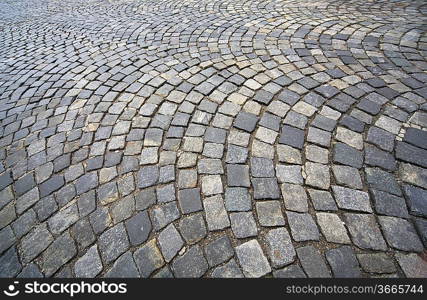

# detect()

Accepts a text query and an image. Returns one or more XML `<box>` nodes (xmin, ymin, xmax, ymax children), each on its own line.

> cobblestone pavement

<box><xmin>1</xmin><ymin>0</ymin><xmax>427</xmax><ymax>278</ymax></box>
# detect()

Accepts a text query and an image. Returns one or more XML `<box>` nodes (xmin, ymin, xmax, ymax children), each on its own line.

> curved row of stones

<box><xmin>0</xmin><ymin>0</ymin><xmax>426</xmax><ymax>278</ymax></box>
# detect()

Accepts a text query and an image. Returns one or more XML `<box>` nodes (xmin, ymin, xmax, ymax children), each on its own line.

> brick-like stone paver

<box><xmin>0</xmin><ymin>0</ymin><xmax>426</xmax><ymax>278</ymax></box>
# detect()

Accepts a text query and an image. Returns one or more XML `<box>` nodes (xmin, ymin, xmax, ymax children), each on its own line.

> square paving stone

<box><xmin>235</xmin><ymin>240</ymin><xmax>271</xmax><ymax>278</ymax></box>
<box><xmin>98</xmin><ymin>222</ymin><xmax>130</xmax><ymax>264</ymax></box>
<box><xmin>277</xmin><ymin>145</ymin><xmax>302</xmax><ymax>164</ymax></box>
<box><xmin>133</xmin><ymin>239</ymin><xmax>165</xmax><ymax>278</ymax></box>
<box><xmin>402</xmin><ymin>184</ymin><xmax>427</xmax><ymax>217</ymax></box>
<box><xmin>332</xmin><ymin>165</ymin><xmax>363</xmax><ymax>189</ymax></box>
<box><xmin>20</xmin><ymin>223</ymin><xmax>53</xmax><ymax>263</ymax></box>
<box><xmin>211</xmin><ymin>259</ymin><xmax>244</xmax><ymax>278</ymax></box>
<box><xmin>256</xmin><ymin>201</ymin><xmax>285</xmax><ymax>227</ymax></box>
<box><xmin>296</xmin><ymin>246</ymin><xmax>331</xmax><ymax>278</ymax></box>
<box><xmin>105</xmin><ymin>251</ymin><xmax>140</xmax><ymax>278</ymax></box>
<box><xmin>178</xmin><ymin>213</ymin><xmax>207</xmax><ymax>244</ymax></box>
<box><xmin>307</xmin><ymin>127</ymin><xmax>331</xmax><ymax>147</ymax></box>
<box><xmin>150</xmin><ymin>202</ymin><xmax>180</xmax><ymax>231</ymax></box>
<box><xmin>178</xmin><ymin>188</ymin><xmax>203</xmax><ymax>214</ymax></box>
<box><xmin>356</xmin><ymin>253</ymin><xmax>396</xmax><ymax>274</ymax></box>
<box><xmin>281</xmin><ymin>183</ymin><xmax>308</xmax><ymax>212</ymax></box>
<box><xmin>48</xmin><ymin>203</ymin><xmax>79</xmax><ymax>234</ymax></box>
<box><xmin>365</xmin><ymin>144</ymin><xmax>396</xmax><ymax>171</ymax></box>
<box><xmin>233</xmin><ymin>111</ymin><xmax>259</xmax><ymax>132</ymax></box>
<box><xmin>378</xmin><ymin>216</ymin><xmax>424</xmax><ymax>252</ymax></box>
<box><xmin>158</xmin><ymin>224</ymin><xmax>184</xmax><ymax>263</ymax></box>
<box><xmin>316</xmin><ymin>212</ymin><xmax>351</xmax><ymax>244</ymax></box>
<box><xmin>0</xmin><ymin>247</ymin><xmax>21</xmax><ymax>277</ymax></box>
<box><xmin>371</xmin><ymin>190</ymin><xmax>409</xmax><ymax>218</ymax></box>
<box><xmin>204</xmin><ymin>235</ymin><xmax>234</xmax><ymax>267</ymax></box>
<box><xmin>325</xmin><ymin>246</ymin><xmax>361</xmax><ymax>278</ymax></box>
<box><xmin>250</xmin><ymin>157</ymin><xmax>275</xmax><ymax>177</ymax></box>
<box><xmin>308</xmin><ymin>189</ymin><xmax>338</xmax><ymax>211</ymax></box>
<box><xmin>252</xmin><ymin>178</ymin><xmax>280</xmax><ymax>199</ymax></box>
<box><xmin>125</xmin><ymin>211</ymin><xmax>152</xmax><ymax>246</ymax></box>
<box><xmin>396</xmin><ymin>141</ymin><xmax>427</xmax><ymax>168</ymax></box>
<box><xmin>333</xmin><ymin>143</ymin><xmax>363</xmax><ymax>168</ymax></box>
<box><xmin>203</xmin><ymin>195</ymin><xmax>230</xmax><ymax>231</ymax></box>
<box><xmin>343</xmin><ymin>213</ymin><xmax>387</xmax><ymax>251</ymax></box>
<box><xmin>264</xmin><ymin>227</ymin><xmax>296</xmax><ymax>268</ymax></box>
<box><xmin>399</xmin><ymin>163</ymin><xmax>427</xmax><ymax>189</ymax></box>
<box><xmin>286</xmin><ymin>212</ymin><xmax>320</xmax><ymax>242</ymax></box>
<box><xmin>41</xmin><ymin>231</ymin><xmax>77</xmax><ymax>276</ymax></box>
<box><xmin>276</xmin><ymin>165</ymin><xmax>303</xmax><ymax>184</ymax></box>
<box><xmin>403</xmin><ymin>128</ymin><xmax>427</xmax><ymax>150</ymax></box>
<box><xmin>74</xmin><ymin>245</ymin><xmax>103</xmax><ymax>278</ymax></box>
<box><xmin>279</xmin><ymin>125</ymin><xmax>305</xmax><ymax>149</ymax></box>
<box><xmin>396</xmin><ymin>253</ymin><xmax>427</xmax><ymax>278</ymax></box>
<box><xmin>332</xmin><ymin>185</ymin><xmax>372</xmax><ymax>213</ymax></box>
<box><xmin>227</xmin><ymin>164</ymin><xmax>250</xmax><ymax>187</ymax></box>
<box><xmin>224</xmin><ymin>187</ymin><xmax>251</xmax><ymax>212</ymax></box>
<box><xmin>365</xmin><ymin>167</ymin><xmax>401</xmax><ymax>196</ymax></box>
<box><xmin>201</xmin><ymin>175</ymin><xmax>223</xmax><ymax>196</ymax></box>
<box><xmin>138</xmin><ymin>166</ymin><xmax>159</xmax><ymax>188</ymax></box>
<box><xmin>305</xmin><ymin>162</ymin><xmax>330</xmax><ymax>190</ymax></box>
<box><xmin>230</xmin><ymin>212</ymin><xmax>258</xmax><ymax>238</ymax></box>
<box><xmin>198</xmin><ymin>159</ymin><xmax>224</xmax><ymax>175</ymax></box>
<box><xmin>172</xmin><ymin>245</ymin><xmax>208</xmax><ymax>278</ymax></box>
<box><xmin>366</xmin><ymin>126</ymin><xmax>395</xmax><ymax>152</ymax></box>
<box><xmin>225</xmin><ymin>144</ymin><xmax>248</xmax><ymax>164</ymax></box>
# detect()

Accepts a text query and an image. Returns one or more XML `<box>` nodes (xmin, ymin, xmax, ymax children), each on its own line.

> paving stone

<box><xmin>281</xmin><ymin>183</ymin><xmax>308</xmax><ymax>212</ymax></box>
<box><xmin>276</xmin><ymin>165</ymin><xmax>303</xmax><ymax>184</ymax></box>
<box><xmin>20</xmin><ymin>223</ymin><xmax>53</xmax><ymax>263</ymax></box>
<box><xmin>256</xmin><ymin>201</ymin><xmax>285</xmax><ymax>227</ymax></box>
<box><xmin>305</xmin><ymin>145</ymin><xmax>329</xmax><ymax>164</ymax></box>
<box><xmin>40</xmin><ymin>175</ymin><xmax>65</xmax><ymax>197</ymax></box>
<box><xmin>332</xmin><ymin>165</ymin><xmax>363</xmax><ymax>189</ymax></box>
<box><xmin>158</xmin><ymin>224</ymin><xmax>184</xmax><ymax>262</ymax></box>
<box><xmin>74</xmin><ymin>245</ymin><xmax>103</xmax><ymax>278</ymax></box>
<box><xmin>178</xmin><ymin>213</ymin><xmax>207</xmax><ymax>244</ymax></box>
<box><xmin>286</xmin><ymin>212</ymin><xmax>320</xmax><ymax>241</ymax></box>
<box><xmin>18</xmin><ymin>263</ymin><xmax>43</xmax><ymax>278</ymax></box>
<box><xmin>403</xmin><ymin>128</ymin><xmax>427</xmax><ymax>149</ymax></box>
<box><xmin>105</xmin><ymin>251</ymin><xmax>140</xmax><ymax>278</ymax></box>
<box><xmin>277</xmin><ymin>145</ymin><xmax>302</xmax><ymax>164</ymax></box>
<box><xmin>201</xmin><ymin>175</ymin><xmax>223</xmax><ymax>196</ymax></box>
<box><xmin>204</xmin><ymin>235</ymin><xmax>234</xmax><ymax>267</ymax></box>
<box><xmin>252</xmin><ymin>178</ymin><xmax>280</xmax><ymax>199</ymax></box>
<box><xmin>204</xmin><ymin>195</ymin><xmax>230</xmax><ymax>231</ymax></box>
<box><xmin>134</xmin><ymin>239</ymin><xmax>165</xmax><ymax>278</ymax></box>
<box><xmin>365</xmin><ymin>167</ymin><xmax>401</xmax><ymax>196</ymax></box>
<box><xmin>402</xmin><ymin>184</ymin><xmax>427</xmax><ymax>217</ymax></box>
<box><xmin>396</xmin><ymin>141</ymin><xmax>427</xmax><ymax>168</ymax></box>
<box><xmin>0</xmin><ymin>247</ymin><xmax>22</xmax><ymax>277</ymax></box>
<box><xmin>333</xmin><ymin>143</ymin><xmax>363</xmax><ymax>168</ymax></box>
<box><xmin>178</xmin><ymin>188</ymin><xmax>202</xmax><ymax>214</ymax></box>
<box><xmin>41</xmin><ymin>231</ymin><xmax>77</xmax><ymax>276</ymax></box>
<box><xmin>371</xmin><ymin>190</ymin><xmax>409</xmax><ymax>218</ymax></box>
<box><xmin>172</xmin><ymin>245</ymin><xmax>208</xmax><ymax>278</ymax></box>
<box><xmin>357</xmin><ymin>253</ymin><xmax>396</xmax><ymax>274</ymax></box>
<box><xmin>150</xmin><ymin>202</ymin><xmax>180</xmax><ymax>231</ymax></box>
<box><xmin>378</xmin><ymin>216</ymin><xmax>423</xmax><ymax>252</ymax></box>
<box><xmin>250</xmin><ymin>157</ymin><xmax>275</xmax><ymax>177</ymax></box>
<box><xmin>75</xmin><ymin>172</ymin><xmax>97</xmax><ymax>195</ymax></box>
<box><xmin>273</xmin><ymin>265</ymin><xmax>306</xmax><ymax>278</ymax></box>
<box><xmin>235</xmin><ymin>240</ymin><xmax>271</xmax><ymax>278</ymax></box>
<box><xmin>296</xmin><ymin>246</ymin><xmax>331</xmax><ymax>278</ymax></box>
<box><xmin>305</xmin><ymin>162</ymin><xmax>330</xmax><ymax>190</ymax></box>
<box><xmin>211</xmin><ymin>259</ymin><xmax>244</xmax><ymax>278</ymax></box>
<box><xmin>399</xmin><ymin>163</ymin><xmax>427</xmax><ymax>189</ymax></box>
<box><xmin>332</xmin><ymin>185</ymin><xmax>372</xmax><ymax>212</ymax></box>
<box><xmin>366</xmin><ymin>126</ymin><xmax>395</xmax><ymax>152</ymax></box>
<box><xmin>395</xmin><ymin>253</ymin><xmax>427</xmax><ymax>278</ymax></box>
<box><xmin>227</xmin><ymin>164</ymin><xmax>250</xmax><ymax>187</ymax></box>
<box><xmin>48</xmin><ymin>203</ymin><xmax>79</xmax><ymax>234</ymax></box>
<box><xmin>233</xmin><ymin>111</ymin><xmax>258</xmax><ymax>132</ymax></box>
<box><xmin>125</xmin><ymin>211</ymin><xmax>152</xmax><ymax>246</ymax></box>
<box><xmin>308</xmin><ymin>189</ymin><xmax>338</xmax><ymax>211</ymax></box>
<box><xmin>230</xmin><ymin>212</ymin><xmax>258</xmax><ymax>238</ymax></box>
<box><xmin>138</xmin><ymin>166</ymin><xmax>159</xmax><ymax>188</ymax></box>
<box><xmin>365</xmin><ymin>144</ymin><xmax>396</xmax><ymax>171</ymax></box>
<box><xmin>316</xmin><ymin>212</ymin><xmax>350</xmax><ymax>244</ymax></box>
<box><xmin>98</xmin><ymin>223</ymin><xmax>129</xmax><ymax>264</ymax></box>
<box><xmin>279</xmin><ymin>125</ymin><xmax>305</xmax><ymax>149</ymax></box>
<box><xmin>177</xmin><ymin>169</ymin><xmax>197</xmax><ymax>189</ymax></box>
<box><xmin>325</xmin><ymin>246</ymin><xmax>361</xmax><ymax>278</ymax></box>
<box><xmin>264</xmin><ymin>227</ymin><xmax>295</xmax><ymax>268</ymax></box>
<box><xmin>344</xmin><ymin>213</ymin><xmax>387</xmax><ymax>251</ymax></box>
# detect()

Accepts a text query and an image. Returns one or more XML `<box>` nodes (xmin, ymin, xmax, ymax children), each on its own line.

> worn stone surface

<box><xmin>235</xmin><ymin>240</ymin><xmax>271</xmax><ymax>278</ymax></box>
